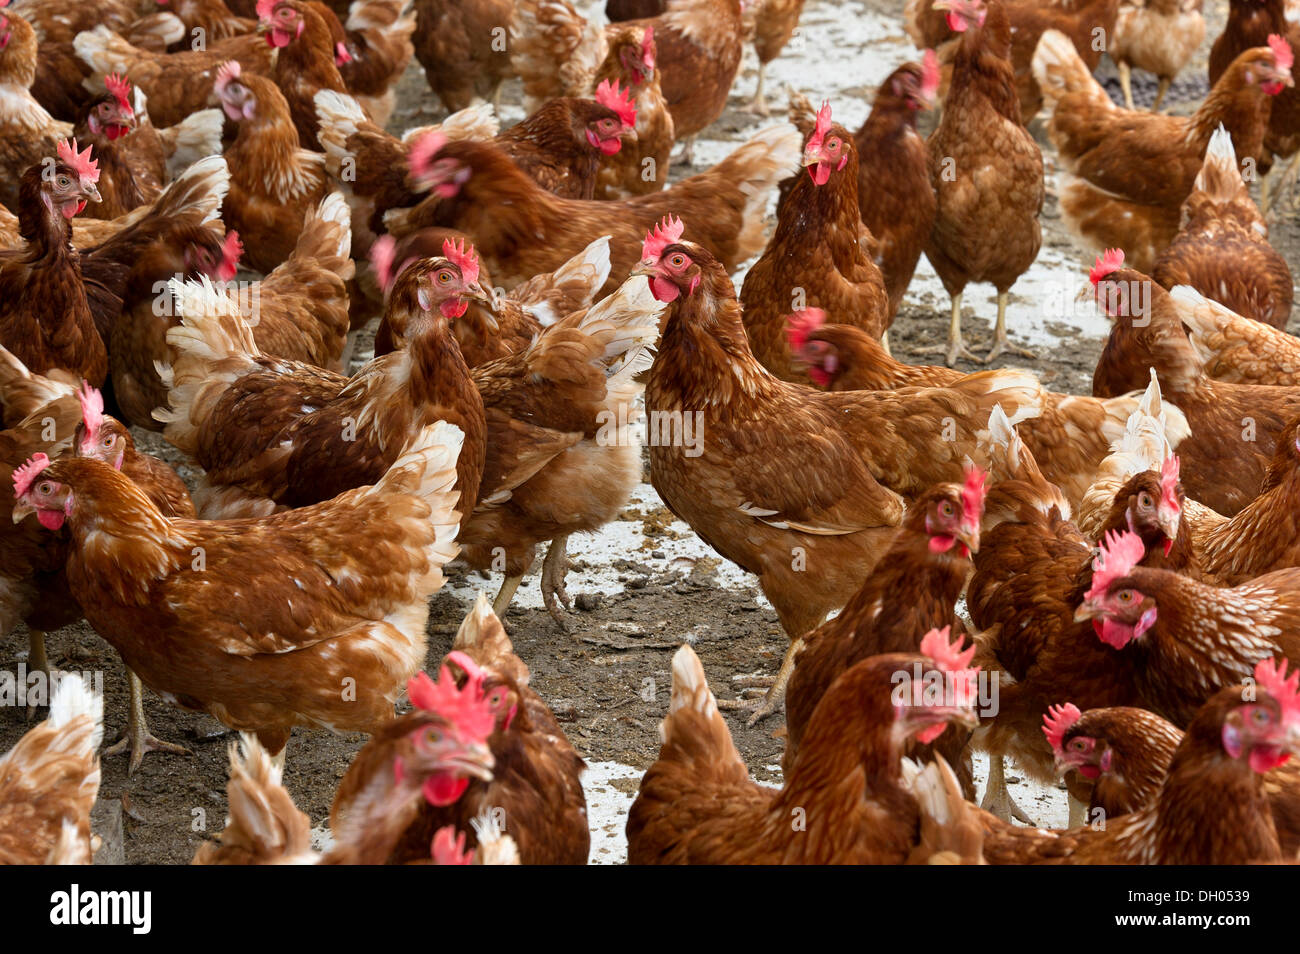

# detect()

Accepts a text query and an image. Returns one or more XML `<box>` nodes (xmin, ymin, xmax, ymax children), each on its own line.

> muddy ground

<box><xmin>1</xmin><ymin>0</ymin><xmax>1290</xmax><ymax>864</ymax></box>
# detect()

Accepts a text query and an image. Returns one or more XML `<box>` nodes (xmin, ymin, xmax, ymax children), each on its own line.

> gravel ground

<box><xmin>1</xmin><ymin>0</ymin><xmax>1287</xmax><ymax>864</ymax></box>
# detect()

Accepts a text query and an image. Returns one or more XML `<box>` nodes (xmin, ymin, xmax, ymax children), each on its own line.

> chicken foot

<box><xmin>918</xmin><ymin>291</ymin><xmax>981</xmax><ymax>366</ymax></box>
<box><xmin>492</xmin><ymin>574</ymin><xmax>523</xmax><ymax>617</ymax></box>
<box><xmin>105</xmin><ymin>670</ymin><xmax>191</xmax><ymax>775</ymax></box>
<box><xmin>979</xmin><ymin>754</ymin><xmax>1035</xmax><ymax>825</ymax></box>
<box><xmin>717</xmin><ymin>637</ymin><xmax>805</xmax><ymax>727</ymax></box>
<box><xmin>540</xmin><ymin>535</ymin><xmax>573</xmax><ymax>627</ymax></box>
<box><xmin>984</xmin><ymin>291</ymin><xmax>1035</xmax><ymax>362</ymax></box>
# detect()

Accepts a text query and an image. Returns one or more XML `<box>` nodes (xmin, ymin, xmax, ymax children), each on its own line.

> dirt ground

<box><xmin>1</xmin><ymin>0</ymin><xmax>1291</xmax><ymax>864</ymax></box>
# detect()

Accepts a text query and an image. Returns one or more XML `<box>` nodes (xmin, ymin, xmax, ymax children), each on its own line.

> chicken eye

<box><xmin>56</xmin><ymin>175</ymin><xmax>71</xmax><ymax>189</ymax></box>
<box><xmin>489</xmin><ymin>691</ymin><xmax>504</xmax><ymax>706</ymax></box>
<box><xmin>424</xmin><ymin>727</ymin><xmax>443</xmax><ymax>744</ymax></box>
<box><xmin>37</xmin><ymin>481</ymin><xmax>54</xmax><ymax>496</ymax></box>
<box><xmin>827</xmin><ymin>137</ymin><xmax>841</xmax><ymax>151</ymax></box>
<box><xmin>1117</xmin><ymin>590</ymin><xmax>1134</xmax><ymax>603</ymax></box>
<box><xmin>940</xmin><ymin>501</ymin><xmax>954</xmax><ymax>517</ymax></box>
<box><xmin>101</xmin><ymin>435</ymin><xmax>115</xmax><ymax>449</ymax></box>
<box><xmin>1070</xmin><ymin>738</ymin><xmax>1087</xmax><ymax>752</ymax></box>
<box><xmin>1138</xmin><ymin>493</ymin><xmax>1153</xmax><ymax>508</ymax></box>
<box><xmin>437</xmin><ymin>270</ymin><xmax>453</xmax><ymax>284</ymax></box>
<box><xmin>1253</xmin><ymin>708</ymin><xmax>1271</xmax><ymax>725</ymax></box>
<box><xmin>669</xmin><ymin>253</ymin><xmax>686</xmax><ymax>268</ymax></box>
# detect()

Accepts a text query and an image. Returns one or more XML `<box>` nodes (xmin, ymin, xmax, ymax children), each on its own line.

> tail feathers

<box><xmin>470</xmin><ymin>812</ymin><xmax>521</xmax><ymax>865</ymax></box>
<box><xmin>0</xmin><ymin>344</ymin><xmax>79</xmax><ymax>429</ymax></box>
<box><xmin>712</xmin><ymin>124</ymin><xmax>804</xmax><ymax>260</ymax></box>
<box><xmin>193</xmin><ymin>735</ymin><xmax>315</xmax><ymax>865</ymax></box>
<box><xmin>371</xmin><ymin>422</ymin><xmax>465</xmax><ymax>569</ymax></box>
<box><xmin>960</xmin><ymin>367</ymin><xmax>1046</xmax><ymax>428</ymax></box>
<box><xmin>786</xmin><ymin>91</ymin><xmax>817</xmax><ymax>138</ymax></box>
<box><xmin>1032</xmin><ymin>29</ymin><xmax>1108</xmax><ymax>111</ymax></box>
<box><xmin>659</xmin><ymin>645</ymin><xmax>749</xmax><ymax>774</ymax></box>
<box><xmin>434</xmin><ymin>103</ymin><xmax>499</xmax><ymax>142</ymax></box>
<box><xmin>151</xmin><ymin>154</ymin><xmax>230</xmax><ymax>227</ymax></box>
<box><xmin>124</xmin><ymin>11</ymin><xmax>186</xmax><ymax>50</ymax></box>
<box><xmin>74</xmin><ymin>25</ymin><xmax>146</xmax><ymax>80</ymax></box>
<box><xmin>292</xmin><ymin>192</ymin><xmax>354</xmax><ymax>265</ymax></box>
<box><xmin>511</xmin><ymin>0</ymin><xmax>606</xmax><ymax>110</ymax></box>
<box><xmin>904</xmin><ymin>756</ymin><xmax>986</xmax><ymax>865</ymax></box>
<box><xmin>160</xmin><ymin>109</ymin><xmax>225</xmax><ymax>178</ymax></box>
<box><xmin>570</xmin><ymin>273</ymin><xmax>664</xmax><ymax>368</ymax></box>
<box><xmin>314</xmin><ymin>89</ymin><xmax>369</xmax><ymax>169</ymax></box>
<box><xmin>1193</xmin><ymin>124</ymin><xmax>1250</xmax><ymax>205</ymax></box>
<box><xmin>667</xmin><ymin>644</ymin><xmax>719</xmax><ymax>722</ymax></box>
<box><xmin>980</xmin><ymin>403</ymin><xmax>1072</xmax><ymax>525</ymax></box>
<box><xmin>46</xmin><ymin>675</ymin><xmax>104</xmax><ymax>754</ymax></box>
<box><xmin>451</xmin><ymin>592</ymin><xmax>521</xmax><ymax>678</ymax></box>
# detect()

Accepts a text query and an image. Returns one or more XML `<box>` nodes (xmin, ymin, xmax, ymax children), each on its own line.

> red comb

<box><xmin>641</xmin><ymin>214</ymin><xmax>684</xmax><ymax>262</ymax></box>
<box><xmin>370</xmin><ymin>235</ymin><xmax>398</xmax><ymax>292</ymax></box>
<box><xmin>641</xmin><ymin>26</ymin><xmax>656</xmax><ymax>69</ymax></box>
<box><xmin>104</xmin><ymin>73</ymin><xmax>134</xmax><ymax>115</ymax></box>
<box><xmin>77</xmin><ymin>382</ymin><xmax>104</xmax><ymax>439</ymax></box>
<box><xmin>430</xmin><ymin>826</ymin><xmax>474</xmax><ymax>865</ymax></box>
<box><xmin>1159</xmin><ymin>456</ymin><xmax>1181</xmax><ymax>515</ymax></box>
<box><xmin>784</xmin><ymin>307</ymin><xmax>826</xmax><ymax>353</ymax></box>
<box><xmin>1270</xmin><ymin>33</ymin><xmax>1294</xmax><ymax>71</ymax></box>
<box><xmin>919</xmin><ymin>626</ymin><xmax>979</xmax><ymax>707</ymax></box>
<box><xmin>407</xmin><ymin>662</ymin><xmax>495</xmax><ymax>742</ymax></box>
<box><xmin>961</xmin><ymin>465</ymin><xmax>988</xmax><ymax>527</ymax></box>
<box><xmin>408</xmin><ymin>130</ymin><xmax>448</xmax><ymax>184</ymax></box>
<box><xmin>1256</xmin><ymin>657</ymin><xmax>1300</xmax><ymax>723</ymax></box>
<box><xmin>335</xmin><ymin>41</ymin><xmax>353</xmax><ymax>65</ymax></box>
<box><xmin>920</xmin><ymin>49</ymin><xmax>940</xmax><ymax>101</ymax></box>
<box><xmin>256</xmin><ymin>0</ymin><xmax>277</xmax><ymax>20</ymax></box>
<box><xmin>214</xmin><ymin>60</ymin><xmax>241</xmax><ymax>96</ymax></box>
<box><xmin>57</xmin><ymin>139</ymin><xmax>99</xmax><ymax>184</ymax></box>
<box><xmin>12</xmin><ymin>453</ymin><xmax>52</xmax><ymax>499</ymax></box>
<box><xmin>217</xmin><ymin>231</ymin><xmax>243</xmax><ymax>282</ymax></box>
<box><xmin>1088</xmin><ymin>248</ymin><xmax>1124</xmax><ymax>286</ymax></box>
<box><xmin>1087</xmin><ymin>530</ymin><xmax>1146</xmax><ymax>602</ymax></box>
<box><xmin>809</xmin><ymin>100</ymin><xmax>833</xmax><ymax>150</ymax></box>
<box><xmin>596</xmin><ymin>78</ymin><xmax>637</xmax><ymax>129</ymax></box>
<box><xmin>441</xmin><ymin>236</ymin><xmax>480</xmax><ymax>286</ymax></box>
<box><xmin>1042</xmin><ymin>702</ymin><xmax>1082</xmax><ymax>753</ymax></box>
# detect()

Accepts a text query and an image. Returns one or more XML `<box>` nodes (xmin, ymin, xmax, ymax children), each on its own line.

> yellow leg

<box><xmin>985</xmin><ymin>290</ymin><xmax>1035</xmax><ymax>362</ymax></box>
<box><xmin>492</xmin><ymin>574</ymin><xmax>523</xmax><ymax>617</ymax></box>
<box><xmin>918</xmin><ymin>291</ymin><xmax>978</xmax><ymax>366</ymax></box>
<box><xmin>104</xmin><ymin>669</ymin><xmax>190</xmax><ymax>775</ymax></box>
<box><xmin>1150</xmin><ymin>77</ymin><xmax>1171</xmax><ymax>113</ymax></box>
<box><xmin>1118</xmin><ymin>61</ymin><xmax>1134</xmax><ymax>110</ymax></box>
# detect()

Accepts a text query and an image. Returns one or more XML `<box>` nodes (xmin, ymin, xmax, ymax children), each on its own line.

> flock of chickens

<box><xmin>2</xmin><ymin>0</ymin><xmax>1300</xmax><ymax>867</ymax></box>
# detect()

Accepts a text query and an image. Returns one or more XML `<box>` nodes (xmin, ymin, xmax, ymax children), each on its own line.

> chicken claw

<box><xmin>979</xmin><ymin>755</ymin><xmax>1035</xmax><ymax>826</ymax></box>
<box><xmin>105</xmin><ymin>670</ymin><xmax>191</xmax><ymax>775</ymax></box>
<box><xmin>540</xmin><ymin>535</ymin><xmax>572</xmax><ymax>627</ymax></box>
<box><xmin>917</xmin><ymin>291</ymin><xmax>980</xmax><ymax>366</ymax></box>
<box><xmin>983</xmin><ymin>291</ymin><xmax>1035</xmax><ymax>363</ymax></box>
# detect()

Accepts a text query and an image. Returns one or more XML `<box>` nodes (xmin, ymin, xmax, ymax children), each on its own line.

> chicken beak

<box><xmin>256</xmin><ymin>20</ymin><xmax>270</xmax><ymax>34</ymax></box>
<box><xmin>1073</xmin><ymin>601</ymin><xmax>1100</xmax><ymax>623</ymax></box>
<box><xmin>622</xmin><ymin>125</ymin><xmax>639</xmax><ymax>144</ymax></box>
<box><xmin>82</xmin><ymin>182</ymin><xmax>102</xmax><ymax>205</ymax></box>
<box><xmin>630</xmin><ymin>260</ymin><xmax>657</xmax><ymax>279</ymax></box>
<box><xmin>930</xmin><ymin>0</ymin><xmax>955</xmax><ymax>10</ymax></box>
<box><xmin>464</xmin><ymin>281</ymin><xmax>491</xmax><ymax>305</ymax></box>
<box><xmin>1156</xmin><ymin>511</ymin><xmax>1180</xmax><ymax>546</ymax></box>
<box><xmin>956</xmin><ymin>523</ymin><xmax>980</xmax><ymax>555</ymax></box>
<box><xmin>11</xmin><ymin>500</ymin><xmax>34</xmax><ymax>524</ymax></box>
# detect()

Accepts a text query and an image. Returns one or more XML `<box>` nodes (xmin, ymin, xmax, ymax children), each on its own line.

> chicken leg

<box><xmin>492</xmin><ymin>574</ymin><xmax>523</xmax><ymax>617</ymax></box>
<box><xmin>105</xmin><ymin>669</ymin><xmax>191</xmax><ymax>775</ymax></box>
<box><xmin>1117</xmin><ymin>61</ymin><xmax>1134</xmax><ymax>110</ymax></box>
<box><xmin>984</xmin><ymin>291</ymin><xmax>1034</xmax><ymax>362</ymax></box>
<box><xmin>979</xmin><ymin>754</ymin><xmax>1034</xmax><ymax>825</ymax></box>
<box><xmin>745</xmin><ymin>62</ymin><xmax>770</xmax><ymax>117</ymax></box>
<box><xmin>679</xmin><ymin>135</ymin><xmax>697</xmax><ymax>167</ymax></box>
<box><xmin>1067</xmin><ymin>792</ymin><xmax>1088</xmax><ymax>828</ymax></box>
<box><xmin>540</xmin><ymin>535</ymin><xmax>572</xmax><ymax>626</ymax></box>
<box><xmin>918</xmin><ymin>291</ymin><xmax>980</xmax><ymax>366</ymax></box>
<box><xmin>717</xmin><ymin>636</ymin><xmax>806</xmax><ymax>727</ymax></box>
<box><xmin>1150</xmin><ymin>77</ymin><xmax>1171</xmax><ymax>113</ymax></box>
<box><xmin>26</xmin><ymin>630</ymin><xmax>48</xmax><ymax>720</ymax></box>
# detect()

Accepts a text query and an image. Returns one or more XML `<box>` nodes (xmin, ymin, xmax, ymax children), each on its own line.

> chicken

<box><xmin>371</xmin><ymin>232</ymin><xmax>608</xmax><ymax>367</ymax></box>
<box><xmin>195</xmin><ymin>663</ymin><xmax>497</xmax><ymax>865</ymax></box>
<box><xmin>903</xmin><ymin>756</ymin><xmax>986</xmax><ymax>864</ymax></box>
<box><xmin>365</xmin><ymin>124</ymin><xmax>802</xmax><ymax>292</ymax></box>
<box><xmin>786</xmin><ymin>310</ymin><xmax>1189</xmax><ymax>511</ymax></box>
<box><xmin>744</xmin><ymin>0</ymin><xmax>807</xmax><ymax>117</ymax></box>
<box><xmin>0</xmin><ymin>675</ymin><xmax>101</xmax><ymax>865</ymax></box>
<box><xmin>335</xmin><ymin>595</ymin><xmax>590</xmax><ymax>865</ymax></box>
<box><xmin>626</xmin><ymin>634</ymin><xmax>979</xmax><ymax>864</ymax></box>
<box><xmin>494</xmin><ymin>85</ymin><xmax>638</xmax><ymax>200</ymax></box>
<box><xmin>329</xmin><ymin>1</ymin><xmax>416</xmax><ymax>128</ymax></box>
<box><xmin>742</xmin><ymin>103</ymin><xmax>888</xmax><ymax>385</ymax></box>
<box><xmin>1208</xmin><ymin>0</ymin><xmax>1300</xmax><ymax>211</ymax></box>
<box><xmin>412</xmin><ymin>0</ymin><xmax>516</xmax><ymax>112</ymax></box>
<box><xmin>0</xmin><ymin>139</ymin><xmax>106</xmax><ymax>386</ymax></box>
<box><xmin>640</xmin><ymin>219</ymin><xmax>1043</xmax><ymax>721</ymax></box>
<box><xmin>161</xmin><ymin>0</ymin><xmax>259</xmax><ymax>42</ymax></box>
<box><xmin>213</xmin><ymin>60</ymin><xmax>330</xmax><ymax>274</ymax></box>
<box><xmin>849</xmin><ymin>57</ymin><xmax>938</xmax><ymax>322</ymax></box>
<box><xmin>1151</xmin><ymin>126</ymin><xmax>1293</xmax><ymax>329</ymax></box>
<box><xmin>1033</xmin><ymin>28</ymin><xmax>1293</xmax><ymax>272</ymax></box>
<box><xmin>925</xmin><ymin>0</ymin><xmax>1044</xmax><ymax>365</ymax></box>
<box><xmin>511</xmin><ymin>0</ymin><xmax>744</xmax><ymax>163</ymax></box>
<box><xmin>0</xmin><ymin>6</ymin><xmax>72</xmax><ymax>210</ymax></box>
<box><xmin>69</xmin><ymin>75</ymin><xmax>164</xmax><ymax>222</ymax></box>
<box><xmin>72</xmin><ymin>23</ymin><xmax>271</xmax><ymax>129</ymax></box>
<box><xmin>1076</xmin><ymin>529</ymin><xmax>1300</xmax><ymax>727</ymax></box>
<box><xmin>1110</xmin><ymin>0</ymin><xmax>1206</xmax><ymax>112</ymax></box>
<box><xmin>1002</xmin><ymin>0</ymin><xmax>1121</xmax><ymax>122</ymax></box>
<box><xmin>257</xmin><ymin>0</ymin><xmax>348</xmax><ymax>152</ymax></box>
<box><xmin>1175</xmin><ymin>284</ymin><xmax>1300</xmax><ymax>386</ymax></box>
<box><xmin>11</xmin><ymin>420</ymin><xmax>465</xmax><ymax>758</ymax></box>
<box><xmin>593</xmin><ymin>26</ymin><xmax>675</xmax><ymax>198</ymax></box>
<box><xmin>8</xmin><ymin>0</ymin><xmax>171</xmax><ymax>44</ymax></box>
<box><xmin>977</xmin><ymin>659</ymin><xmax>1300</xmax><ymax>864</ymax></box>
<box><xmin>157</xmin><ymin>257</ymin><xmax>487</xmax><ymax>519</ymax></box>
<box><xmin>783</xmin><ymin>476</ymin><xmax>984</xmax><ymax>790</ymax></box>
<box><xmin>1043</xmin><ymin>702</ymin><xmax>1183</xmax><ymax>822</ymax></box>
<box><xmin>1091</xmin><ymin>250</ymin><xmax>1300</xmax><ymax>516</ymax></box>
